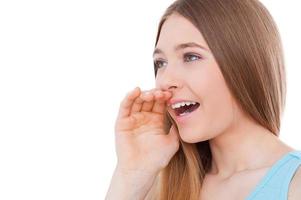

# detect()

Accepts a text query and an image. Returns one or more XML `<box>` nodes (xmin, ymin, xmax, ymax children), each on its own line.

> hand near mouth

<box><xmin>114</xmin><ymin>87</ymin><xmax>180</xmax><ymax>175</ymax></box>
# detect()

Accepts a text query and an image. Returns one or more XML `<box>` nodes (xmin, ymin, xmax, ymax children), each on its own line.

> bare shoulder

<box><xmin>288</xmin><ymin>166</ymin><xmax>301</xmax><ymax>200</ymax></box>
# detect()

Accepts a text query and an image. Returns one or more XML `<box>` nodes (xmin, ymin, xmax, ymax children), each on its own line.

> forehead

<box><xmin>156</xmin><ymin>13</ymin><xmax>209</xmax><ymax>49</ymax></box>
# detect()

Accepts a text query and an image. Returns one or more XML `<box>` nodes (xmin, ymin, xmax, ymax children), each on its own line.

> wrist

<box><xmin>115</xmin><ymin>165</ymin><xmax>160</xmax><ymax>179</ymax></box>
<box><xmin>105</xmin><ymin>166</ymin><xmax>158</xmax><ymax>200</ymax></box>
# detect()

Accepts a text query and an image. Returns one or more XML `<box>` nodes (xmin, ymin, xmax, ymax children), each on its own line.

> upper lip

<box><xmin>167</xmin><ymin>98</ymin><xmax>199</xmax><ymax>107</ymax></box>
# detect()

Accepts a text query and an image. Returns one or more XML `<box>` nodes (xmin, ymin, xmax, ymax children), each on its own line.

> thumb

<box><xmin>167</xmin><ymin>124</ymin><xmax>180</xmax><ymax>147</ymax></box>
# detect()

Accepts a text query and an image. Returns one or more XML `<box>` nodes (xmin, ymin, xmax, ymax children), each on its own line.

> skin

<box><xmin>106</xmin><ymin>87</ymin><xmax>179</xmax><ymax>200</ymax></box>
<box><xmin>153</xmin><ymin>12</ymin><xmax>296</xmax><ymax>191</ymax></box>
<box><xmin>107</xmin><ymin>12</ymin><xmax>301</xmax><ymax>200</ymax></box>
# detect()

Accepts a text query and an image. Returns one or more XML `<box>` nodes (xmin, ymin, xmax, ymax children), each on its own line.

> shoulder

<box><xmin>288</xmin><ymin>166</ymin><xmax>301</xmax><ymax>200</ymax></box>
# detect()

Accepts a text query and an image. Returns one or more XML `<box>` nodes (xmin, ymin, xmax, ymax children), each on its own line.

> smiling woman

<box><xmin>105</xmin><ymin>0</ymin><xmax>301</xmax><ymax>200</ymax></box>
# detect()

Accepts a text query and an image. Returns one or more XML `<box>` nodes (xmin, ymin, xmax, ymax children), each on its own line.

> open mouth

<box><xmin>174</xmin><ymin>102</ymin><xmax>200</xmax><ymax>116</ymax></box>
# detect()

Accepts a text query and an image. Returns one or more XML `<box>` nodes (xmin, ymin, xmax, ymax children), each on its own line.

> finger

<box><xmin>152</xmin><ymin>90</ymin><xmax>172</xmax><ymax>114</ymax></box>
<box><xmin>166</xmin><ymin>124</ymin><xmax>180</xmax><ymax>148</ymax></box>
<box><xmin>140</xmin><ymin>89</ymin><xmax>159</xmax><ymax>112</ymax></box>
<box><xmin>117</xmin><ymin>87</ymin><xmax>141</xmax><ymax>119</ymax></box>
<box><xmin>163</xmin><ymin>111</ymin><xmax>172</xmax><ymax>133</ymax></box>
<box><xmin>131</xmin><ymin>90</ymin><xmax>150</xmax><ymax>114</ymax></box>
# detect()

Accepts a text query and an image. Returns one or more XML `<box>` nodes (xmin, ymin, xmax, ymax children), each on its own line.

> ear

<box><xmin>288</xmin><ymin>166</ymin><xmax>301</xmax><ymax>200</ymax></box>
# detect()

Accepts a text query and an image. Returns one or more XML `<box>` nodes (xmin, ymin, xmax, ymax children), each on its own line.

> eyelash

<box><xmin>154</xmin><ymin>53</ymin><xmax>202</xmax><ymax>70</ymax></box>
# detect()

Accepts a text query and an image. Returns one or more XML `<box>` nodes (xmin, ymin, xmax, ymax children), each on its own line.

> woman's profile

<box><xmin>106</xmin><ymin>0</ymin><xmax>301</xmax><ymax>199</ymax></box>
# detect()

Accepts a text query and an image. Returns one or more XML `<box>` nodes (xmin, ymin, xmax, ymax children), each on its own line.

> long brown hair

<box><xmin>148</xmin><ymin>0</ymin><xmax>286</xmax><ymax>199</ymax></box>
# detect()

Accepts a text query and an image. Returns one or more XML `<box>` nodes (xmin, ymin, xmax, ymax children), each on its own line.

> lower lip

<box><xmin>175</xmin><ymin>107</ymin><xmax>199</xmax><ymax>123</ymax></box>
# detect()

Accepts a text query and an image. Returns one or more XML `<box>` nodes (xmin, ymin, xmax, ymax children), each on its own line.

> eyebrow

<box><xmin>153</xmin><ymin>42</ymin><xmax>208</xmax><ymax>57</ymax></box>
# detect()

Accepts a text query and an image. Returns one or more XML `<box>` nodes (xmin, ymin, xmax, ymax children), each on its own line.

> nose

<box><xmin>155</xmin><ymin>66</ymin><xmax>182</xmax><ymax>93</ymax></box>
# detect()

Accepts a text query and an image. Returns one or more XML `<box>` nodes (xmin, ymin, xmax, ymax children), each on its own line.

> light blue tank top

<box><xmin>245</xmin><ymin>150</ymin><xmax>301</xmax><ymax>200</ymax></box>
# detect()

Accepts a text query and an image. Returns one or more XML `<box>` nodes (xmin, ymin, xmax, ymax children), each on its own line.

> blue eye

<box><xmin>154</xmin><ymin>53</ymin><xmax>202</xmax><ymax>71</ymax></box>
<box><xmin>183</xmin><ymin>53</ymin><xmax>202</xmax><ymax>62</ymax></box>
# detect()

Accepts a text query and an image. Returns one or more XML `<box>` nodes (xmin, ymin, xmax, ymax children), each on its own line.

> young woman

<box><xmin>106</xmin><ymin>0</ymin><xmax>301</xmax><ymax>199</ymax></box>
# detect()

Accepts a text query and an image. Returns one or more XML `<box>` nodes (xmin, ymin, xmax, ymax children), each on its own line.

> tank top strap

<box><xmin>279</xmin><ymin>150</ymin><xmax>301</xmax><ymax>199</ymax></box>
<box><xmin>246</xmin><ymin>150</ymin><xmax>301</xmax><ymax>200</ymax></box>
<box><xmin>288</xmin><ymin>150</ymin><xmax>301</xmax><ymax>159</ymax></box>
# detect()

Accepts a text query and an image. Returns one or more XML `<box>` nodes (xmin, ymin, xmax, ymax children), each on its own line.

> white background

<box><xmin>0</xmin><ymin>0</ymin><xmax>300</xmax><ymax>199</ymax></box>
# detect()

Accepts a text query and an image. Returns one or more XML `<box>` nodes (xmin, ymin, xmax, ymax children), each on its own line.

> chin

<box><xmin>178</xmin><ymin>128</ymin><xmax>211</xmax><ymax>144</ymax></box>
<box><xmin>179</xmin><ymin>133</ymin><xmax>203</xmax><ymax>143</ymax></box>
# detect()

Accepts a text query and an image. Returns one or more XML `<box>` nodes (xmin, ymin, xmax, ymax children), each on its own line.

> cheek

<box><xmin>199</xmin><ymin>66</ymin><xmax>235</xmax><ymax>135</ymax></box>
<box><xmin>178</xmin><ymin>79</ymin><xmax>234</xmax><ymax>143</ymax></box>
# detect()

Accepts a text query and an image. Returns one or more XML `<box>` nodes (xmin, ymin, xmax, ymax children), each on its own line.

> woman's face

<box><xmin>154</xmin><ymin>13</ymin><xmax>238</xmax><ymax>143</ymax></box>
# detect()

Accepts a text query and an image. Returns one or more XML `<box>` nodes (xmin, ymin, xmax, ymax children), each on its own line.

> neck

<box><xmin>208</xmin><ymin>115</ymin><xmax>293</xmax><ymax>180</ymax></box>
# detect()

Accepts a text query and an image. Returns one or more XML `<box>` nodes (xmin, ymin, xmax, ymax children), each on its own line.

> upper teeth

<box><xmin>171</xmin><ymin>101</ymin><xmax>197</xmax><ymax>109</ymax></box>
